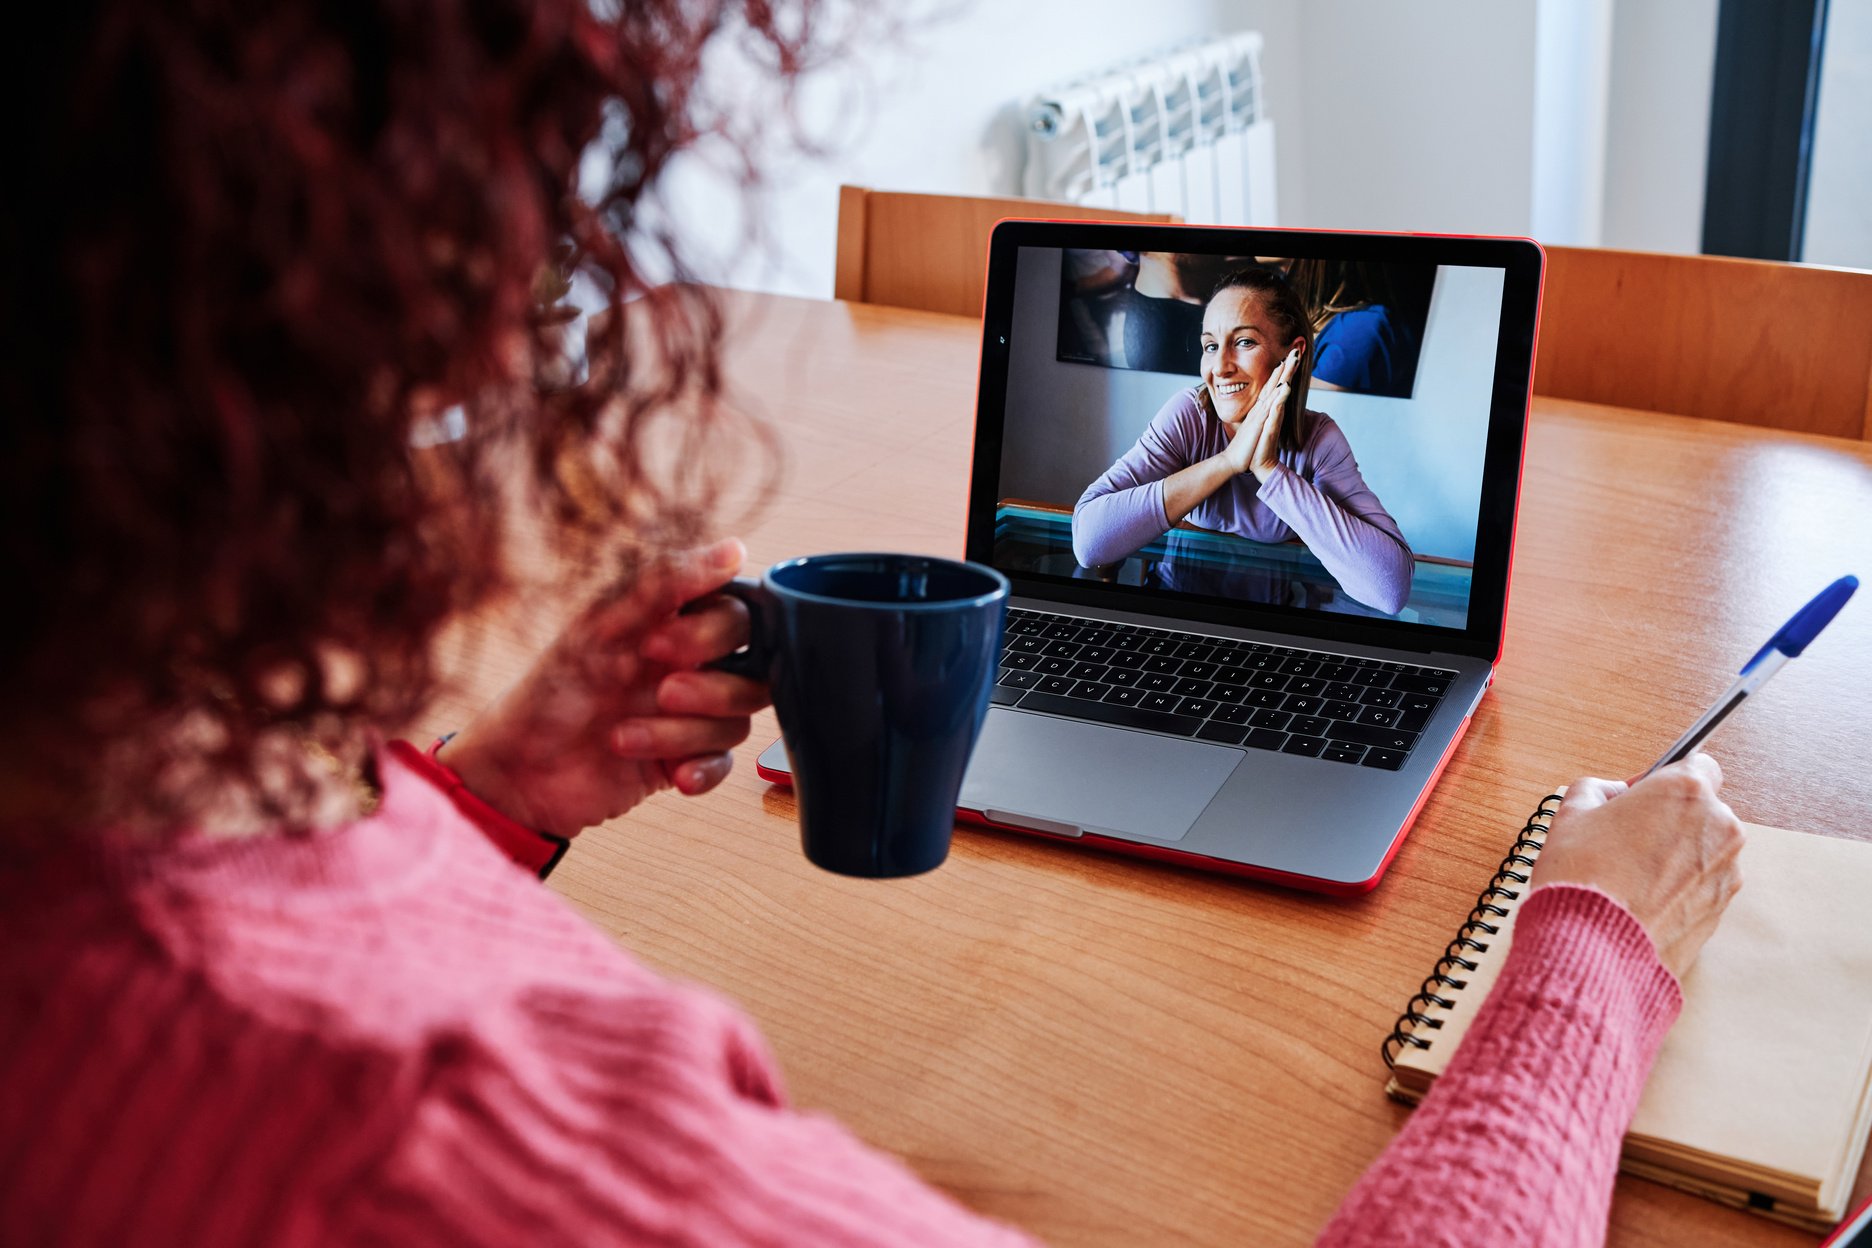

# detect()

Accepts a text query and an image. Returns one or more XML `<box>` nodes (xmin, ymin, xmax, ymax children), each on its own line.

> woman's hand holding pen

<box><xmin>1532</xmin><ymin>755</ymin><xmax>1746</xmax><ymax>981</ymax></box>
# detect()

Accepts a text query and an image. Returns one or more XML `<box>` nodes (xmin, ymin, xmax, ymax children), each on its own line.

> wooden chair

<box><xmin>1535</xmin><ymin>246</ymin><xmax>1872</xmax><ymax>440</ymax></box>
<box><xmin>834</xmin><ymin>185</ymin><xmax>1178</xmax><ymax>320</ymax></box>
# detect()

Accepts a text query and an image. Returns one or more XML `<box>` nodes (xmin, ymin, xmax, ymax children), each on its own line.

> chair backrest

<box><xmin>1535</xmin><ymin>246</ymin><xmax>1872</xmax><ymax>440</ymax></box>
<box><xmin>834</xmin><ymin>185</ymin><xmax>1178</xmax><ymax>319</ymax></box>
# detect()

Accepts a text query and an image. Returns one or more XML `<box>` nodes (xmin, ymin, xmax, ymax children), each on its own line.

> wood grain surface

<box><xmin>1536</xmin><ymin>246</ymin><xmax>1872</xmax><ymax>440</ymax></box>
<box><xmin>835</xmin><ymin>185</ymin><xmax>1175</xmax><ymax>318</ymax></box>
<box><xmin>421</xmin><ymin>293</ymin><xmax>1872</xmax><ymax>1247</ymax></box>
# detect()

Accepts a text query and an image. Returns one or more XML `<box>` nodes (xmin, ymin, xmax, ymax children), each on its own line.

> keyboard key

<box><xmin>1107</xmin><ymin>633</ymin><xmax>1143</xmax><ymax>651</ymax></box>
<box><xmin>998</xmin><ymin>670</ymin><xmax>1041</xmax><ymax>690</ymax></box>
<box><xmin>1317</xmin><ymin>663</ymin><xmax>1356</xmax><ymax>682</ymax></box>
<box><xmin>1284</xmin><ymin>676</ymin><xmax>1324</xmax><ymax>697</ymax></box>
<box><xmin>1322</xmin><ymin>699</ymin><xmax>1361</xmax><ymax>721</ymax></box>
<box><xmin>1014</xmin><ymin>691</ymin><xmax>1204</xmax><ymax>738</ymax></box>
<box><xmin>1105</xmin><ymin>651</ymin><xmax>1145</xmax><ymax>669</ymax></box>
<box><xmin>1173</xmin><ymin>643</ymin><xmax>1215</xmax><ymax>660</ymax></box>
<box><xmin>1104</xmin><ymin>668</ymin><xmax>1141</xmax><ymax>687</ymax></box>
<box><xmin>1180</xmin><ymin>662</ymin><xmax>1218</xmax><ymax>681</ymax></box>
<box><xmin>1211</xmin><ymin>685</ymin><xmax>1247</xmax><ymax>704</ymax></box>
<box><xmin>1289</xmin><ymin>716</ymin><xmax>1329</xmax><ymax>737</ymax></box>
<box><xmin>1070</xmin><ymin>681</ymin><xmax>1107</xmax><ymax>700</ymax></box>
<box><xmin>1357</xmin><ymin>706</ymin><xmax>1401</xmax><ymax>728</ymax></box>
<box><xmin>1143</xmin><ymin>655</ymin><xmax>1182</xmax><ymax>673</ymax></box>
<box><xmin>1043</xmin><ymin>641</ymin><xmax>1082</xmax><ymax>658</ymax></box>
<box><xmin>1250</xmin><ymin>672</ymin><xmax>1288</xmax><ymax>690</ymax></box>
<box><xmin>1076</xmin><ymin>632</ymin><xmax>1114</xmax><ymax>650</ymax></box>
<box><xmin>1141</xmin><ymin>692</ymin><xmax>1181</xmax><ymax>714</ymax></box>
<box><xmin>1139</xmin><ymin>637</ymin><xmax>1177</xmax><ymax>656</ymax></box>
<box><xmin>1138</xmin><ymin>672</ymin><xmax>1178</xmax><ymax>693</ymax></box>
<box><xmin>1359</xmin><ymin>687</ymin><xmax>1402</xmax><ymax>708</ymax></box>
<box><xmin>1361</xmin><ymin>748</ymin><xmax>1407</xmax><ymax>770</ymax></box>
<box><xmin>1075</xmin><ymin>647</ymin><xmax>1113</xmax><ymax>665</ymax></box>
<box><xmin>1323</xmin><ymin>681</ymin><xmax>1363</xmax><ymax>702</ymax></box>
<box><xmin>1322</xmin><ymin>743</ymin><xmax>1367</xmax><ymax>764</ymax></box>
<box><xmin>1102</xmin><ymin>686</ymin><xmax>1141</xmax><ymax>706</ymax></box>
<box><xmin>1211</xmin><ymin>667</ymin><xmax>1251</xmax><ymax>686</ymax></box>
<box><xmin>1390</xmin><ymin>673</ymin><xmax>1450</xmax><ymax>696</ymax></box>
<box><xmin>1326</xmin><ymin>721</ymin><xmax>1420</xmax><ymax>752</ymax></box>
<box><xmin>1008</xmin><ymin>619</ymin><xmax>1045</xmax><ymax>635</ymax></box>
<box><xmin>1245</xmin><ymin>654</ymin><xmax>1282</xmax><ymax>670</ymax></box>
<box><xmin>1009</xmin><ymin>636</ymin><xmax>1046</xmax><ymax>654</ymax></box>
<box><xmin>1177</xmin><ymin>698</ymin><xmax>1218</xmax><ymax>719</ymax></box>
<box><xmin>1353</xmin><ymin>668</ymin><xmax>1393</xmax><ymax>687</ymax></box>
<box><xmin>1214</xmin><ymin>704</ymin><xmax>1252</xmax><ymax>724</ymax></box>
<box><xmin>991</xmin><ymin>686</ymin><xmax>1023</xmax><ymax>705</ymax></box>
<box><xmin>1282</xmin><ymin>695</ymin><xmax>1323</xmax><ymax>717</ymax></box>
<box><xmin>1248</xmin><ymin>708</ymin><xmax>1291</xmax><ymax>730</ymax></box>
<box><xmin>1001</xmin><ymin>652</ymin><xmax>1038</xmax><ymax>670</ymax></box>
<box><xmin>1244</xmin><ymin>728</ymin><xmax>1289</xmax><ymax>751</ymax></box>
<box><xmin>1042</xmin><ymin>624</ymin><xmax>1081</xmax><ymax>639</ymax></box>
<box><xmin>1279</xmin><ymin>658</ymin><xmax>1320</xmax><ymax>677</ymax></box>
<box><xmin>1172</xmin><ymin>678</ymin><xmax>1215</xmax><ymax>698</ymax></box>
<box><xmin>1038</xmin><ymin>676</ymin><xmax>1074</xmax><ymax>695</ymax></box>
<box><xmin>1036</xmin><ymin>657</ymin><xmax>1075</xmax><ymax>677</ymax></box>
<box><xmin>1281</xmin><ymin>735</ymin><xmax>1326</xmax><ymax>757</ymax></box>
<box><xmin>1197</xmin><ymin>722</ymin><xmax>1248</xmax><ymax>745</ymax></box>
<box><xmin>1246</xmin><ymin>689</ymin><xmax>1287</xmax><ymax>709</ymax></box>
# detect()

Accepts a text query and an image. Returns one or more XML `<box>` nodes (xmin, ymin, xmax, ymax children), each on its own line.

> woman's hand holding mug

<box><xmin>442</xmin><ymin>538</ymin><xmax>770</xmax><ymax>840</ymax></box>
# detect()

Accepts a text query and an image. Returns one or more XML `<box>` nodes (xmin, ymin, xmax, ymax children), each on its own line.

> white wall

<box><xmin>1286</xmin><ymin>2</ymin><xmax>1539</xmax><ymax>236</ymax></box>
<box><xmin>996</xmin><ymin>248</ymin><xmax>1500</xmax><ymax>562</ymax></box>
<box><xmin>1532</xmin><ymin>0</ymin><xmax>1614</xmax><ymax>246</ymax></box>
<box><xmin>660</xmin><ymin>0</ymin><xmax>1309</xmax><ymax>299</ymax></box>
<box><xmin>1804</xmin><ymin>0</ymin><xmax>1872</xmax><ymax>268</ymax></box>
<box><xmin>1600</xmin><ymin>0</ymin><xmax>1719</xmax><ymax>253</ymax></box>
<box><xmin>658</xmin><ymin>0</ymin><xmax>1736</xmax><ymax>302</ymax></box>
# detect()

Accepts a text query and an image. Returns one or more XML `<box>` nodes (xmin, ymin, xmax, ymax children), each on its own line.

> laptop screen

<box><xmin>969</xmin><ymin>227</ymin><xmax>1541</xmax><ymax>655</ymax></box>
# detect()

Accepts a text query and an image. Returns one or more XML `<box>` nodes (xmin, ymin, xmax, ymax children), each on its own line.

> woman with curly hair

<box><xmin>0</xmin><ymin>3</ymin><xmax>1744</xmax><ymax>1245</ymax></box>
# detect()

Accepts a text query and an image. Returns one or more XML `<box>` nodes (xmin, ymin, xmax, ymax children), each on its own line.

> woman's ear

<box><xmin>1290</xmin><ymin>337</ymin><xmax>1308</xmax><ymax>363</ymax></box>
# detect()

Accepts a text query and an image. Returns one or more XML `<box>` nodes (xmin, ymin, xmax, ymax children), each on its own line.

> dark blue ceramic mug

<box><xmin>715</xmin><ymin>553</ymin><xmax>1009</xmax><ymax>878</ymax></box>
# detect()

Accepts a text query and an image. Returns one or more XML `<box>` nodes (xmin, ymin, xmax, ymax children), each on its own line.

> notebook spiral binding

<box><xmin>1382</xmin><ymin>792</ymin><xmax>1565</xmax><ymax>1069</ymax></box>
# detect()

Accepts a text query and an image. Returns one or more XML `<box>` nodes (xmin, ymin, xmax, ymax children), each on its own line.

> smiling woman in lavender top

<box><xmin>1071</xmin><ymin>267</ymin><xmax>1415</xmax><ymax>615</ymax></box>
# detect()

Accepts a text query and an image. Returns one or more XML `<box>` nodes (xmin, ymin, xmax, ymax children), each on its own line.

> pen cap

<box><xmin>1741</xmin><ymin>575</ymin><xmax>1858</xmax><ymax>673</ymax></box>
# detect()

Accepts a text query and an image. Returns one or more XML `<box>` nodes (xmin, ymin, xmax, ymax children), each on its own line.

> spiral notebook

<box><xmin>1382</xmin><ymin>793</ymin><xmax>1872</xmax><ymax>1232</ymax></box>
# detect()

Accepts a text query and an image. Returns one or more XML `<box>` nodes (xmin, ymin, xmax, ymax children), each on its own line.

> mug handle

<box><xmin>705</xmin><ymin>577</ymin><xmax>771</xmax><ymax>679</ymax></box>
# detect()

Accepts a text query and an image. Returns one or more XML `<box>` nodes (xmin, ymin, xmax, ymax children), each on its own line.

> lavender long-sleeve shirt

<box><xmin>1071</xmin><ymin>388</ymin><xmax>1415</xmax><ymax>614</ymax></box>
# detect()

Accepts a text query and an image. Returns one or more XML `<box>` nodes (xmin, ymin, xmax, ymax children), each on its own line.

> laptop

<box><xmin>760</xmin><ymin>222</ymin><xmax>1544</xmax><ymax>895</ymax></box>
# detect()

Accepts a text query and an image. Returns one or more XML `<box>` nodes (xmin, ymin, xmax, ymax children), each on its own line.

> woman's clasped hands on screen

<box><xmin>1533</xmin><ymin>753</ymin><xmax>1747</xmax><ymax>980</ymax></box>
<box><xmin>441</xmin><ymin>538</ymin><xmax>771</xmax><ymax>841</ymax></box>
<box><xmin>1217</xmin><ymin>344</ymin><xmax>1303</xmax><ymax>484</ymax></box>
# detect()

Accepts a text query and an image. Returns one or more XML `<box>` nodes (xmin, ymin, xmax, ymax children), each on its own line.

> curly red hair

<box><xmin>0</xmin><ymin>0</ymin><xmax>827</xmax><ymax>836</ymax></box>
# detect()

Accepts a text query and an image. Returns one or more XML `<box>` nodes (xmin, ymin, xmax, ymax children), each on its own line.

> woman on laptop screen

<box><xmin>1071</xmin><ymin>267</ymin><xmax>1415</xmax><ymax>615</ymax></box>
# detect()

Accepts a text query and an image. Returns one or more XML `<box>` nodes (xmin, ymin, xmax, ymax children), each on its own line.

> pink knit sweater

<box><xmin>0</xmin><ymin>745</ymin><xmax>1680</xmax><ymax>1246</ymax></box>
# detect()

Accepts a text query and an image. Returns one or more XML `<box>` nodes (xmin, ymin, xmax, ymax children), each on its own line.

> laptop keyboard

<box><xmin>993</xmin><ymin>608</ymin><xmax>1457</xmax><ymax>770</ymax></box>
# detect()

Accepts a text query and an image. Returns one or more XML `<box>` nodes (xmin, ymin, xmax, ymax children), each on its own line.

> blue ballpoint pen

<box><xmin>1641</xmin><ymin>574</ymin><xmax>1859</xmax><ymax>779</ymax></box>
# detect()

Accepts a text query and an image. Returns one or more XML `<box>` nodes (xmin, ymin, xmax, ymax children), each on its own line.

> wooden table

<box><xmin>428</xmin><ymin>293</ymin><xmax>1872</xmax><ymax>1246</ymax></box>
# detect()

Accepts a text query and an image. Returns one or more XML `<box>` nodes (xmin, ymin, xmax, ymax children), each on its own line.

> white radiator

<box><xmin>1022</xmin><ymin>32</ymin><xmax>1277</xmax><ymax>226</ymax></box>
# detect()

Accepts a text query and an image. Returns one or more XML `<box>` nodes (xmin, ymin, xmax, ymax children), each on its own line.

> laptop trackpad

<box><xmin>958</xmin><ymin>708</ymin><xmax>1243</xmax><ymax>844</ymax></box>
